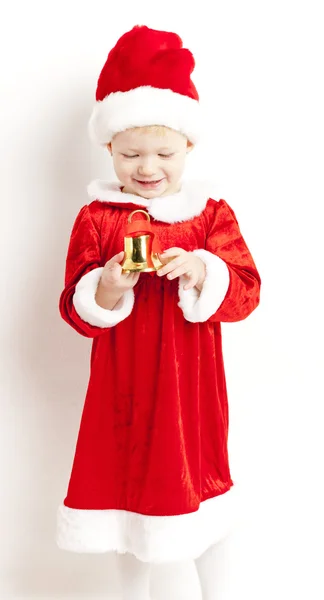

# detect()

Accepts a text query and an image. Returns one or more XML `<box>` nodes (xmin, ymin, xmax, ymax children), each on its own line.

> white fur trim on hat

<box><xmin>73</xmin><ymin>267</ymin><xmax>134</xmax><ymax>327</ymax></box>
<box><xmin>178</xmin><ymin>249</ymin><xmax>230</xmax><ymax>322</ymax></box>
<box><xmin>56</xmin><ymin>486</ymin><xmax>241</xmax><ymax>563</ymax></box>
<box><xmin>88</xmin><ymin>86</ymin><xmax>201</xmax><ymax>145</ymax></box>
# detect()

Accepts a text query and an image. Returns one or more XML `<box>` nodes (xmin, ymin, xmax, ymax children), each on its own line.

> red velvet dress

<box><xmin>56</xmin><ymin>181</ymin><xmax>261</xmax><ymax>563</ymax></box>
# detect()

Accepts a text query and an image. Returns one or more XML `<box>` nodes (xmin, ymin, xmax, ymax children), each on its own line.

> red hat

<box><xmin>88</xmin><ymin>25</ymin><xmax>201</xmax><ymax>145</ymax></box>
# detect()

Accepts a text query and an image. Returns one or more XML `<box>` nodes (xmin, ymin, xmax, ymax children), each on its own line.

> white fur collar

<box><xmin>87</xmin><ymin>180</ymin><xmax>220</xmax><ymax>224</ymax></box>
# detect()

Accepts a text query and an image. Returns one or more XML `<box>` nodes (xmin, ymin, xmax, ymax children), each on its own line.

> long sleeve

<box><xmin>59</xmin><ymin>204</ymin><xmax>134</xmax><ymax>338</ymax></box>
<box><xmin>178</xmin><ymin>198</ymin><xmax>261</xmax><ymax>323</ymax></box>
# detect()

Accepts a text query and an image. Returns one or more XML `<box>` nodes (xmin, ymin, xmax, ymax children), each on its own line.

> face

<box><xmin>107</xmin><ymin>126</ymin><xmax>193</xmax><ymax>199</ymax></box>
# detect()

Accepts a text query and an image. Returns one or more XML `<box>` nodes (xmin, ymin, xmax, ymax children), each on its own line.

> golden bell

<box><xmin>121</xmin><ymin>210</ymin><xmax>163</xmax><ymax>273</ymax></box>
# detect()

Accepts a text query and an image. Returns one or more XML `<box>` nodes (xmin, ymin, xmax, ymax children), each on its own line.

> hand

<box><xmin>157</xmin><ymin>248</ymin><xmax>206</xmax><ymax>291</ymax></box>
<box><xmin>100</xmin><ymin>251</ymin><xmax>140</xmax><ymax>293</ymax></box>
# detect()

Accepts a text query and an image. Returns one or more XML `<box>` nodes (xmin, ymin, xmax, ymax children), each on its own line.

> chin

<box><xmin>140</xmin><ymin>188</ymin><xmax>167</xmax><ymax>199</ymax></box>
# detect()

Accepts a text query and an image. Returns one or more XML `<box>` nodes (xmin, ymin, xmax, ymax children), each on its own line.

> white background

<box><xmin>1</xmin><ymin>1</ymin><xmax>323</xmax><ymax>598</ymax></box>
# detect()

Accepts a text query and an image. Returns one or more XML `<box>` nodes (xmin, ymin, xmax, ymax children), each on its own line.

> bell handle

<box><xmin>128</xmin><ymin>209</ymin><xmax>151</xmax><ymax>223</ymax></box>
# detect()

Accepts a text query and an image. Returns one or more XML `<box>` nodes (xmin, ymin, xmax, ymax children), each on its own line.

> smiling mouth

<box><xmin>135</xmin><ymin>179</ymin><xmax>164</xmax><ymax>185</ymax></box>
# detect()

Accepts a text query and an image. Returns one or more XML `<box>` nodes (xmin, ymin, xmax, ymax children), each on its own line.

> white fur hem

<box><xmin>56</xmin><ymin>487</ymin><xmax>241</xmax><ymax>563</ymax></box>
<box><xmin>178</xmin><ymin>250</ymin><xmax>230</xmax><ymax>323</ymax></box>
<box><xmin>73</xmin><ymin>267</ymin><xmax>134</xmax><ymax>328</ymax></box>
<box><xmin>88</xmin><ymin>86</ymin><xmax>201</xmax><ymax>146</ymax></box>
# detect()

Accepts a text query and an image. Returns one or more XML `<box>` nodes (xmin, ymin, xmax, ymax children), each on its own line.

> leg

<box><xmin>194</xmin><ymin>539</ymin><xmax>229</xmax><ymax>600</ymax></box>
<box><xmin>116</xmin><ymin>551</ymin><xmax>152</xmax><ymax>600</ymax></box>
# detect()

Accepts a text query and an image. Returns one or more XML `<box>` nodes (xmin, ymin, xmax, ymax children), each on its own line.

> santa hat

<box><xmin>88</xmin><ymin>25</ymin><xmax>201</xmax><ymax>146</ymax></box>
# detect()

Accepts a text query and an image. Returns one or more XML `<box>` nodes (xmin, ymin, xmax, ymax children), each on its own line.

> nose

<box><xmin>137</xmin><ymin>156</ymin><xmax>157</xmax><ymax>177</ymax></box>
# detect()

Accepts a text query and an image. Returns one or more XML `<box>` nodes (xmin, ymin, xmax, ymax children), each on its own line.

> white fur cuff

<box><xmin>178</xmin><ymin>250</ymin><xmax>230</xmax><ymax>323</ymax></box>
<box><xmin>73</xmin><ymin>267</ymin><xmax>134</xmax><ymax>328</ymax></box>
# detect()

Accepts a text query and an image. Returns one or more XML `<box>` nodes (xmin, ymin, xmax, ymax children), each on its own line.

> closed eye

<box><xmin>121</xmin><ymin>153</ymin><xmax>174</xmax><ymax>158</ymax></box>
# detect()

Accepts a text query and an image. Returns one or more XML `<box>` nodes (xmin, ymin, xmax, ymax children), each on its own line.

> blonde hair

<box><xmin>110</xmin><ymin>125</ymin><xmax>190</xmax><ymax>144</ymax></box>
<box><xmin>135</xmin><ymin>125</ymin><xmax>173</xmax><ymax>136</ymax></box>
<box><xmin>133</xmin><ymin>125</ymin><xmax>190</xmax><ymax>141</ymax></box>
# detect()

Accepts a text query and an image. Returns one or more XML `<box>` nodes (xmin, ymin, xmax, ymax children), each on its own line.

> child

<box><xmin>56</xmin><ymin>25</ymin><xmax>261</xmax><ymax>600</ymax></box>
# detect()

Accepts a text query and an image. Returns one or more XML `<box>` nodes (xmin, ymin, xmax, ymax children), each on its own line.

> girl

<box><xmin>57</xmin><ymin>24</ymin><xmax>261</xmax><ymax>600</ymax></box>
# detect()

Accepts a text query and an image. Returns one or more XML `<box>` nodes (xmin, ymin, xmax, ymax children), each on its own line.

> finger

<box><xmin>183</xmin><ymin>273</ymin><xmax>198</xmax><ymax>290</ymax></box>
<box><xmin>157</xmin><ymin>257</ymin><xmax>186</xmax><ymax>277</ymax></box>
<box><xmin>159</xmin><ymin>248</ymin><xmax>184</xmax><ymax>259</ymax></box>
<box><xmin>105</xmin><ymin>251</ymin><xmax>124</xmax><ymax>267</ymax></box>
<box><xmin>124</xmin><ymin>270</ymin><xmax>139</xmax><ymax>278</ymax></box>
<box><xmin>122</xmin><ymin>270</ymin><xmax>141</xmax><ymax>284</ymax></box>
<box><xmin>166</xmin><ymin>265</ymin><xmax>194</xmax><ymax>280</ymax></box>
<box><xmin>158</xmin><ymin>253</ymin><xmax>174</xmax><ymax>266</ymax></box>
<box><xmin>107</xmin><ymin>263</ymin><xmax>122</xmax><ymax>282</ymax></box>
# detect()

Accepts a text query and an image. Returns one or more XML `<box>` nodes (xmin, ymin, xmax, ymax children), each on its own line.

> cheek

<box><xmin>164</xmin><ymin>158</ymin><xmax>185</xmax><ymax>178</ymax></box>
<box><xmin>113</xmin><ymin>158</ymin><xmax>134</xmax><ymax>178</ymax></box>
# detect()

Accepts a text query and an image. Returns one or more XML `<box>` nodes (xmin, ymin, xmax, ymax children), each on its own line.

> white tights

<box><xmin>194</xmin><ymin>540</ymin><xmax>228</xmax><ymax>600</ymax></box>
<box><xmin>116</xmin><ymin>551</ymin><xmax>152</xmax><ymax>600</ymax></box>
<box><xmin>116</xmin><ymin>540</ymin><xmax>225</xmax><ymax>600</ymax></box>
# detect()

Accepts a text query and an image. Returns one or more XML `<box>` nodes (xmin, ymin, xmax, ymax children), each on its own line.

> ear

<box><xmin>106</xmin><ymin>142</ymin><xmax>112</xmax><ymax>155</ymax></box>
<box><xmin>186</xmin><ymin>140</ymin><xmax>194</xmax><ymax>154</ymax></box>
